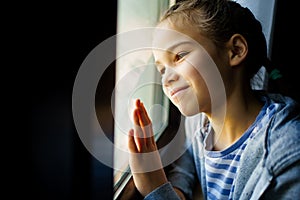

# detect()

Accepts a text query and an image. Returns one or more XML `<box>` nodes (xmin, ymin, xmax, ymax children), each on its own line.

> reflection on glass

<box><xmin>113</xmin><ymin>0</ymin><xmax>173</xmax><ymax>198</ymax></box>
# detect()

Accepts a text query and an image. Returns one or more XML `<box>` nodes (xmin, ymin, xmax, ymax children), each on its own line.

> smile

<box><xmin>170</xmin><ymin>86</ymin><xmax>189</xmax><ymax>97</ymax></box>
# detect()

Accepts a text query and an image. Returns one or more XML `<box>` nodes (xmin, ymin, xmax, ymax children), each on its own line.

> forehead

<box><xmin>152</xmin><ymin>21</ymin><xmax>197</xmax><ymax>50</ymax></box>
<box><xmin>152</xmin><ymin>20</ymin><xmax>212</xmax><ymax>53</ymax></box>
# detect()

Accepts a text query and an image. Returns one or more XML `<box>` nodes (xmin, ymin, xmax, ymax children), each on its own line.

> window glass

<box><xmin>113</xmin><ymin>0</ymin><xmax>174</xmax><ymax>198</ymax></box>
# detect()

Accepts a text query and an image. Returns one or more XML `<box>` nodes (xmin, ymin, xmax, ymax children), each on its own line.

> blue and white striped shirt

<box><xmin>204</xmin><ymin>101</ymin><xmax>272</xmax><ymax>200</ymax></box>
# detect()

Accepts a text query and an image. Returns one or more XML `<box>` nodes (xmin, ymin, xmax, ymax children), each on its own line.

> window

<box><xmin>113</xmin><ymin>0</ymin><xmax>175</xmax><ymax>199</ymax></box>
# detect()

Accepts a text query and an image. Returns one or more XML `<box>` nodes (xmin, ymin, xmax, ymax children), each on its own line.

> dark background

<box><xmin>30</xmin><ymin>1</ymin><xmax>117</xmax><ymax>200</ymax></box>
<box><xmin>29</xmin><ymin>1</ymin><xmax>298</xmax><ymax>200</ymax></box>
<box><xmin>270</xmin><ymin>1</ymin><xmax>299</xmax><ymax>102</ymax></box>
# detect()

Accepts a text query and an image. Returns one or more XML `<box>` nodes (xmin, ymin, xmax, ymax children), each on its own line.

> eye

<box><xmin>174</xmin><ymin>51</ymin><xmax>189</xmax><ymax>62</ymax></box>
<box><xmin>156</xmin><ymin>64</ymin><xmax>166</xmax><ymax>75</ymax></box>
<box><xmin>159</xmin><ymin>67</ymin><xmax>166</xmax><ymax>75</ymax></box>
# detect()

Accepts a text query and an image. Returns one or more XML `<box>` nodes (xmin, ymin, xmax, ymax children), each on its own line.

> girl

<box><xmin>128</xmin><ymin>0</ymin><xmax>300</xmax><ymax>199</ymax></box>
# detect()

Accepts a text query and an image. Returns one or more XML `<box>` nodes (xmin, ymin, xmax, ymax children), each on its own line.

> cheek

<box><xmin>184</xmin><ymin>49</ymin><xmax>220</xmax><ymax>93</ymax></box>
<box><xmin>182</xmin><ymin>65</ymin><xmax>211</xmax><ymax>108</ymax></box>
<box><xmin>178</xmin><ymin>63</ymin><xmax>204</xmax><ymax>88</ymax></box>
<box><xmin>185</xmin><ymin>49</ymin><xmax>216</xmax><ymax>76</ymax></box>
<box><xmin>162</xmin><ymin>86</ymin><xmax>170</xmax><ymax>98</ymax></box>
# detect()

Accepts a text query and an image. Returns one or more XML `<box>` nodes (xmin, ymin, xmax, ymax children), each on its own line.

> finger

<box><xmin>133</xmin><ymin>108</ymin><xmax>144</xmax><ymax>139</ymax></box>
<box><xmin>133</xmin><ymin>100</ymin><xmax>156</xmax><ymax>151</ymax></box>
<box><xmin>139</xmin><ymin>102</ymin><xmax>156</xmax><ymax>147</ymax></box>
<box><xmin>136</xmin><ymin>107</ymin><xmax>149</xmax><ymax>149</ymax></box>
<box><xmin>137</xmin><ymin>102</ymin><xmax>151</xmax><ymax>140</ymax></box>
<box><xmin>135</xmin><ymin>98</ymin><xmax>141</xmax><ymax>108</ymax></box>
<box><xmin>138</xmin><ymin>102</ymin><xmax>151</xmax><ymax>126</ymax></box>
<box><xmin>128</xmin><ymin>129</ymin><xmax>138</xmax><ymax>153</ymax></box>
<box><xmin>133</xmin><ymin>109</ymin><xmax>144</xmax><ymax>151</ymax></box>
<box><xmin>133</xmin><ymin>105</ymin><xmax>140</xmax><ymax>126</ymax></box>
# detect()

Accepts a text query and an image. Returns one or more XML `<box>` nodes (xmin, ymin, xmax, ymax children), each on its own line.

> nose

<box><xmin>162</xmin><ymin>67</ymin><xmax>179</xmax><ymax>87</ymax></box>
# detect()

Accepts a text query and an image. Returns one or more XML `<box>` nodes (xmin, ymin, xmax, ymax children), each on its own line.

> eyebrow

<box><xmin>165</xmin><ymin>40</ymin><xmax>194</xmax><ymax>52</ymax></box>
<box><xmin>154</xmin><ymin>40</ymin><xmax>193</xmax><ymax>65</ymax></box>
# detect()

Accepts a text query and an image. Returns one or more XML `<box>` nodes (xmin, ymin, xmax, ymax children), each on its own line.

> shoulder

<box><xmin>264</xmin><ymin>93</ymin><xmax>300</xmax><ymax>137</ymax></box>
<box><xmin>263</xmin><ymin>93</ymin><xmax>300</xmax><ymax>175</ymax></box>
<box><xmin>258</xmin><ymin>92</ymin><xmax>299</xmax><ymax>128</ymax></box>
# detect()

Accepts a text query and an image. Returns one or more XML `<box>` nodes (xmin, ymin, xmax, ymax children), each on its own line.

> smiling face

<box><xmin>152</xmin><ymin>21</ymin><xmax>227</xmax><ymax>116</ymax></box>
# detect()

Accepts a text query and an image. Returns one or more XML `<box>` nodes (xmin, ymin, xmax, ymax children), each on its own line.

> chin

<box><xmin>176</xmin><ymin>102</ymin><xmax>200</xmax><ymax>117</ymax></box>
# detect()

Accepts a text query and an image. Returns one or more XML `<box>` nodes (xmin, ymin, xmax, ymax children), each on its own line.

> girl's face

<box><xmin>152</xmin><ymin>21</ymin><xmax>227</xmax><ymax>116</ymax></box>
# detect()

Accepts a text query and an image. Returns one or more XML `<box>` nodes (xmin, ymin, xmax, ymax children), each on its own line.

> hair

<box><xmin>160</xmin><ymin>0</ymin><xmax>268</xmax><ymax>81</ymax></box>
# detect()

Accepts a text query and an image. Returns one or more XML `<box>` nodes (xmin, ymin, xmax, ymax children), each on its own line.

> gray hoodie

<box><xmin>145</xmin><ymin>93</ymin><xmax>300</xmax><ymax>200</ymax></box>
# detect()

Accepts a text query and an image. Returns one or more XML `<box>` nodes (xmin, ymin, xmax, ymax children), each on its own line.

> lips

<box><xmin>170</xmin><ymin>86</ymin><xmax>189</xmax><ymax>97</ymax></box>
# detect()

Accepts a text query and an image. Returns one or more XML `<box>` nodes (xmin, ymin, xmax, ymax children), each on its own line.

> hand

<box><xmin>128</xmin><ymin>99</ymin><xmax>168</xmax><ymax>197</ymax></box>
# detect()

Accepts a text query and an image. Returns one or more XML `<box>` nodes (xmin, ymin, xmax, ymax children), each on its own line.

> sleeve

<box><xmin>164</xmin><ymin>115</ymin><xmax>200</xmax><ymax>200</ymax></box>
<box><xmin>261</xmin><ymin>160</ymin><xmax>300</xmax><ymax>199</ymax></box>
<box><xmin>261</xmin><ymin>104</ymin><xmax>300</xmax><ymax>199</ymax></box>
<box><xmin>145</xmin><ymin>115</ymin><xmax>201</xmax><ymax>200</ymax></box>
<box><xmin>144</xmin><ymin>182</ymin><xmax>181</xmax><ymax>200</ymax></box>
<box><xmin>166</xmin><ymin>147</ymin><xmax>197</xmax><ymax>200</ymax></box>
<box><xmin>143</xmin><ymin>149</ymin><xmax>197</xmax><ymax>200</ymax></box>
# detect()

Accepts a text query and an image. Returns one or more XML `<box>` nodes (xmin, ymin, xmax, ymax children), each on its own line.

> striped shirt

<box><xmin>204</xmin><ymin>100</ymin><xmax>274</xmax><ymax>200</ymax></box>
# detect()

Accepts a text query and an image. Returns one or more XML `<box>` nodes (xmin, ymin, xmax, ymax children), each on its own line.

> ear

<box><xmin>227</xmin><ymin>34</ymin><xmax>248</xmax><ymax>67</ymax></box>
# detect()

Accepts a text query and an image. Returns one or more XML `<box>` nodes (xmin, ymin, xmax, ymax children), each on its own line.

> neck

<box><xmin>207</xmin><ymin>89</ymin><xmax>263</xmax><ymax>151</ymax></box>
